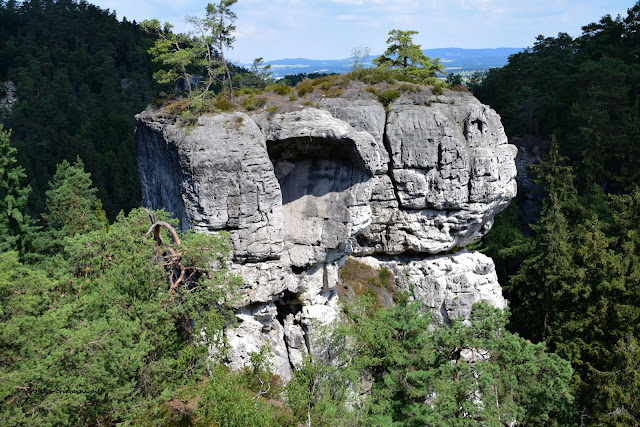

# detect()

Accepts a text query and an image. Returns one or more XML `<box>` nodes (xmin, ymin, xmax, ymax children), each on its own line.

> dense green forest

<box><xmin>0</xmin><ymin>0</ymin><xmax>254</xmax><ymax>219</ymax></box>
<box><xmin>472</xmin><ymin>2</ymin><xmax>640</xmax><ymax>424</ymax></box>
<box><xmin>0</xmin><ymin>0</ymin><xmax>159</xmax><ymax>218</ymax></box>
<box><xmin>1</xmin><ymin>0</ymin><xmax>640</xmax><ymax>424</ymax></box>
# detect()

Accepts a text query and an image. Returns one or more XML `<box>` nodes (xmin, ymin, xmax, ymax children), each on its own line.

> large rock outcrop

<box><xmin>136</xmin><ymin>86</ymin><xmax>517</xmax><ymax>380</ymax></box>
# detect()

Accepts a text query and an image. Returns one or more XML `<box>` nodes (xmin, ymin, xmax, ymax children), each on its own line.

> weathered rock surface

<box><xmin>135</xmin><ymin>86</ymin><xmax>516</xmax><ymax>379</ymax></box>
<box><xmin>136</xmin><ymin>111</ymin><xmax>283</xmax><ymax>261</ymax></box>
<box><xmin>1</xmin><ymin>81</ymin><xmax>16</xmax><ymax>114</ymax></box>
<box><xmin>355</xmin><ymin>250</ymin><xmax>505</xmax><ymax>323</ymax></box>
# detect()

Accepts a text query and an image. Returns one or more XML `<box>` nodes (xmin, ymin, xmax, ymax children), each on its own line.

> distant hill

<box><xmin>241</xmin><ymin>47</ymin><xmax>523</xmax><ymax>78</ymax></box>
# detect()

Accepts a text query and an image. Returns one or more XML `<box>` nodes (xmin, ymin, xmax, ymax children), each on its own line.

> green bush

<box><xmin>266</xmin><ymin>83</ymin><xmax>291</xmax><ymax>96</ymax></box>
<box><xmin>399</xmin><ymin>83</ymin><xmax>421</xmax><ymax>93</ymax></box>
<box><xmin>215</xmin><ymin>96</ymin><xmax>234</xmax><ymax>111</ymax></box>
<box><xmin>242</xmin><ymin>96</ymin><xmax>268</xmax><ymax>111</ymax></box>
<box><xmin>431</xmin><ymin>83</ymin><xmax>444</xmax><ymax>95</ymax></box>
<box><xmin>296</xmin><ymin>79</ymin><xmax>314</xmax><ymax>96</ymax></box>
<box><xmin>378</xmin><ymin>89</ymin><xmax>401</xmax><ymax>107</ymax></box>
<box><xmin>196</xmin><ymin>366</ymin><xmax>278</xmax><ymax>426</ymax></box>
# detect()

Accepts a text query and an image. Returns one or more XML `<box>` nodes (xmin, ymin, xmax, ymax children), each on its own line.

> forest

<box><xmin>1</xmin><ymin>0</ymin><xmax>639</xmax><ymax>425</ymax></box>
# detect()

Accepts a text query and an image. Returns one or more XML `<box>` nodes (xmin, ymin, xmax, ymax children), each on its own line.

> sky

<box><xmin>91</xmin><ymin>0</ymin><xmax>637</xmax><ymax>63</ymax></box>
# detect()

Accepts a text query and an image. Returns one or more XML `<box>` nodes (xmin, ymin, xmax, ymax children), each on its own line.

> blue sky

<box><xmin>91</xmin><ymin>0</ymin><xmax>636</xmax><ymax>63</ymax></box>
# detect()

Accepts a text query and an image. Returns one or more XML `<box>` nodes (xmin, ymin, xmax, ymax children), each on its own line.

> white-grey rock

<box><xmin>135</xmin><ymin>88</ymin><xmax>516</xmax><ymax>379</ymax></box>
<box><xmin>355</xmin><ymin>250</ymin><xmax>505</xmax><ymax>323</ymax></box>
<box><xmin>136</xmin><ymin>111</ymin><xmax>284</xmax><ymax>262</ymax></box>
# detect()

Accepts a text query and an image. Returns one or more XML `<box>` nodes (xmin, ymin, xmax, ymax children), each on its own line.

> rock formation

<box><xmin>0</xmin><ymin>81</ymin><xmax>17</xmax><ymax>114</ymax></box>
<box><xmin>136</xmin><ymin>85</ymin><xmax>517</xmax><ymax>380</ymax></box>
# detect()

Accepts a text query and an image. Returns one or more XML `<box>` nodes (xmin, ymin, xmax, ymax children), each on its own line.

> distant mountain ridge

<box><xmin>241</xmin><ymin>47</ymin><xmax>523</xmax><ymax>78</ymax></box>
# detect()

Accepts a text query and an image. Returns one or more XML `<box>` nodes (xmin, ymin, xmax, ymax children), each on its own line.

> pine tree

<box><xmin>507</xmin><ymin>138</ymin><xmax>581</xmax><ymax>342</ymax></box>
<box><xmin>373</xmin><ymin>29</ymin><xmax>443</xmax><ymax>83</ymax></box>
<box><xmin>43</xmin><ymin>157</ymin><xmax>101</xmax><ymax>239</ymax></box>
<box><xmin>0</xmin><ymin>125</ymin><xmax>33</xmax><ymax>255</ymax></box>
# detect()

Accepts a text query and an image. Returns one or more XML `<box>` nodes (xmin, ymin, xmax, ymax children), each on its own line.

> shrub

<box><xmin>215</xmin><ymin>96</ymin><xmax>234</xmax><ymax>111</ymax></box>
<box><xmin>431</xmin><ymin>83</ymin><xmax>444</xmax><ymax>96</ymax></box>
<box><xmin>399</xmin><ymin>83</ymin><xmax>421</xmax><ymax>93</ymax></box>
<box><xmin>164</xmin><ymin>99</ymin><xmax>190</xmax><ymax>115</ymax></box>
<box><xmin>296</xmin><ymin>79</ymin><xmax>314</xmax><ymax>96</ymax></box>
<box><xmin>451</xmin><ymin>84</ymin><xmax>468</xmax><ymax>92</ymax></box>
<box><xmin>338</xmin><ymin>258</ymin><xmax>396</xmax><ymax>309</ymax></box>
<box><xmin>323</xmin><ymin>87</ymin><xmax>344</xmax><ymax>98</ymax></box>
<box><xmin>242</xmin><ymin>96</ymin><xmax>267</xmax><ymax>111</ymax></box>
<box><xmin>238</xmin><ymin>87</ymin><xmax>256</xmax><ymax>96</ymax></box>
<box><xmin>266</xmin><ymin>105</ymin><xmax>278</xmax><ymax>113</ymax></box>
<box><xmin>378</xmin><ymin>89</ymin><xmax>401</xmax><ymax>107</ymax></box>
<box><xmin>267</xmin><ymin>83</ymin><xmax>291</xmax><ymax>96</ymax></box>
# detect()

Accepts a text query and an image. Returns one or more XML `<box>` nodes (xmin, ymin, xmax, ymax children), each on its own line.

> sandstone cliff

<box><xmin>135</xmin><ymin>84</ymin><xmax>517</xmax><ymax>380</ymax></box>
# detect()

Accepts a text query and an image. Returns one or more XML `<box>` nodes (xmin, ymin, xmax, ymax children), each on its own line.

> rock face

<box><xmin>1</xmin><ymin>81</ymin><xmax>17</xmax><ymax>114</ymax></box>
<box><xmin>512</xmin><ymin>136</ymin><xmax>545</xmax><ymax>234</ymax></box>
<box><xmin>135</xmin><ymin>87</ymin><xmax>517</xmax><ymax>380</ymax></box>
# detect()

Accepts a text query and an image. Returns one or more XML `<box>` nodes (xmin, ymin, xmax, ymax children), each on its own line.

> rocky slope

<box><xmin>135</xmin><ymin>85</ymin><xmax>517</xmax><ymax>380</ymax></box>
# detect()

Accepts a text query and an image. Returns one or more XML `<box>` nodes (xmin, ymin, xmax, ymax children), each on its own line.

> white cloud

<box><xmin>89</xmin><ymin>0</ymin><xmax>639</xmax><ymax>62</ymax></box>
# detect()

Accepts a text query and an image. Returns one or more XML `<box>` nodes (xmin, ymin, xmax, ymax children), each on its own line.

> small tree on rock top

<box><xmin>374</xmin><ymin>29</ymin><xmax>443</xmax><ymax>83</ymax></box>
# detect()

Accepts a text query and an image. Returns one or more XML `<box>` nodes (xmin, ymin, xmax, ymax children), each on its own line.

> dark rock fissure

<box><xmin>267</xmin><ymin>136</ymin><xmax>368</xmax><ymax>174</ymax></box>
<box><xmin>473</xmin><ymin>119</ymin><xmax>484</xmax><ymax>133</ymax></box>
<box><xmin>274</xmin><ymin>290</ymin><xmax>303</xmax><ymax>327</ymax></box>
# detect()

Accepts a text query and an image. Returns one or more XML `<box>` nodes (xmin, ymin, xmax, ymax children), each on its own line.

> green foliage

<box><xmin>341</xmin><ymin>297</ymin><xmax>574</xmax><ymax>425</ymax></box>
<box><xmin>0</xmin><ymin>125</ymin><xmax>33</xmax><ymax>255</ymax></box>
<box><xmin>296</xmin><ymin>79</ymin><xmax>315</xmax><ymax>96</ymax></box>
<box><xmin>445</xmin><ymin>72</ymin><xmax>464</xmax><ymax>87</ymax></box>
<box><xmin>431</xmin><ymin>82</ymin><xmax>444</xmax><ymax>95</ymax></box>
<box><xmin>470</xmin><ymin>7</ymin><xmax>640</xmax><ymax>422</ymax></box>
<box><xmin>43</xmin><ymin>157</ymin><xmax>101</xmax><ymax>239</ymax></box>
<box><xmin>242</xmin><ymin>95</ymin><xmax>268</xmax><ymax>111</ymax></box>
<box><xmin>0</xmin><ymin>176</ymin><xmax>241</xmax><ymax>425</ymax></box>
<box><xmin>215</xmin><ymin>95</ymin><xmax>234</xmax><ymax>111</ymax></box>
<box><xmin>140</xmin><ymin>19</ymin><xmax>204</xmax><ymax>96</ymax></box>
<box><xmin>1</xmin><ymin>1</ymin><xmax>156</xmax><ymax>219</ymax></box>
<box><xmin>278</xmin><ymin>72</ymin><xmax>337</xmax><ymax>87</ymax></box>
<box><xmin>195</xmin><ymin>365</ymin><xmax>278</xmax><ymax>426</ymax></box>
<box><xmin>373</xmin><ymin>29</ymin><xmax>444</xmax><ymax>84</ymax></box>
<box><xmin>142</xmin><ymin>0</ymin><xmax>239</xmax><ymax>107</ymax></box>
<box><xmin>378</xmin><ymin>89</ymin><xmax>401</xmax><ymax>107</ymax></box>
<box><xmin>350</xmin><ymin>67</ymin><xmax>399</xmax><ymax>84</ymax></box>
<box><xmin>267</xmin><ymin>82</ymin><xmax>292</xmax><ymax>96</ymax></box>
<box><xmin>285</xmin><ymin>353</ymin><xmax>357</xmax><ymax>426</ymax></box>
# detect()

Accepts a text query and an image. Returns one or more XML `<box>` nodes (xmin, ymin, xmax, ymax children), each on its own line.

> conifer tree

<box><xmin>506</xmin><ymin>138</ymin><xmax>580</xmax><ymax>342</ymax></box>
<box><xmin>43</xmin><ymin>157</ymin><xmax>101</xmax><ymax>239</ymax></box>
<box><xmin>0</xmin><ymin>126</ymin><xmax>33</xmax><ymax>255</ymax></box>
<box><xmin>374</xmin><ymin>29</ymin><xmax>443</xmax><ymax>83</ymax></box>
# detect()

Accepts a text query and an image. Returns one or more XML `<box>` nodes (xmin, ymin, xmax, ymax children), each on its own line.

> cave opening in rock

<box><xmin>266</xmin><ymin>136</ymin><xmax>373</xmax><ymax>268</ymax></box>
<box><xmin>274</xmin><ymin>290</ymin><xmax>303</xmax><ymax>326</ymax></box>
